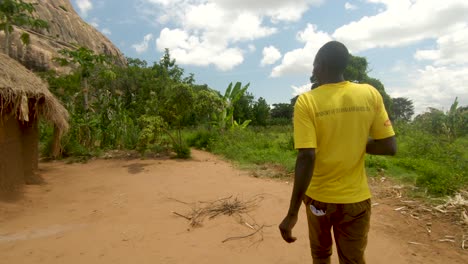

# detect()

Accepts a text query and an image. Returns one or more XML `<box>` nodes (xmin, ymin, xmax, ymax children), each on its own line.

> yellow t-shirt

<box><xmin>294</xmin><ymin>81</ymin><xmax>395</xmax><ymax>204</ymax></box>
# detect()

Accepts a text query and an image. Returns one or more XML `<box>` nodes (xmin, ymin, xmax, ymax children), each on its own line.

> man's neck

<box><xmin>320</xmin><ymin>75</ymin><xmax>345</xmax><ymax>85</ymax></box>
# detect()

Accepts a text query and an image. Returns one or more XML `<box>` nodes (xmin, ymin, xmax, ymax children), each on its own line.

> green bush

<box><xmin>394</xmin><ymin>157</ymin><xmax>463</xmax><ymax>195</ymax></box>
<box><xmin>394</xmin><ymin>126</ymin><xmax>467</xmax><ymax>195</ymax></box>
<box><xmin>268</xmin><ymin>117</ymin><xmax>292</xmax><ymax>126</ymax></box>
<box><xmin>61</xmin><ymin>135</ymin><xmax>92</xmax><ymax>158</ymax></box>
<box><xmin>365</xmin><ymin>155</ymin><xmax>390</xmax><ymax>170</ymax></box>
<box><xmin>187</xmin><ymin>129</ymin><xmax>219</xmax><ymax>150</ymax></box>
<box><xmin>137</xmin><ymin>115</ymin><xmax>167</xmax><ymax>153</ymax></box>
<box><xmin>39</xmin><ymin>122</ymin><xmax>54</xmax><ymax>157</ymax></box>
<box><xmin>208</xmin><ymin>128</ymin><xmax>296</xmax><ymax>172</ymax></box>
<box><xmin>173</xmin><ymin>143</ymin><xmax>191</xmax><ymax>159</ymax></box>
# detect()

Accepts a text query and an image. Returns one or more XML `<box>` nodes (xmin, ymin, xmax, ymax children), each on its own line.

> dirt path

<box><xmin>0</xmin><ymin>150</ymin><xmax>466</xmax><ymax>263</ymax></box>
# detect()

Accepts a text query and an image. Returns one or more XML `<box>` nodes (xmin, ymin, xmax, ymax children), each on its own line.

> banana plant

<box><xmin>216</xmin><ymin>82</ymin><xmax>250</xmax><ymax>129</ymax></box>
<box><xmin>231</xmin><ymin>119</ymin><xmax>252</xmax><ymax>130</ymax></box>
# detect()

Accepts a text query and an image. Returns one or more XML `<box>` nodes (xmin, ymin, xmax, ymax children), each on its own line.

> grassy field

<box><xmin>186</xmin><ymin>125</ymin><xmax>467</xmax><ymax>197</ymax></box>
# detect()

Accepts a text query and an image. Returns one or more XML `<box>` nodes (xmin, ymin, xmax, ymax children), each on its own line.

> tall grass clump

<box><xmin>197</xmin><ymin>126</ymin><xmax>297</xmax><ymax>173</ymax></box>
<box><xmin>392</xmin><ymin>122</ymin><xmax>467</xmax><ymax>196</ymax></box>
<box><xmin>186</xmin><ymin>129</ymin><xmax>220</xmax><ymax>151</ymax></box>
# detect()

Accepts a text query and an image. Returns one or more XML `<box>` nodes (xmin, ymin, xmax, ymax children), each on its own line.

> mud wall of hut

<box><xmin>0</xmin><ymin>113</ymin><xmax>25</xmax><ymax>194</ymax></box>
<box><xmin>0</xmin><ymin>112</ymin><xmax>39</xmax><ymax>196</ymax></box>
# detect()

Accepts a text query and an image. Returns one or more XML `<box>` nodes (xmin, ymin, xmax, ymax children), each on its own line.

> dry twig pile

<box><xmin>171</xmin><ymin>195</ymin><xmax>263</xmax><ymax>227</ymax></box>
<box><xmin>170</xmin><ymin>195</ymin><xmax>270</xmax><ymax>244</ymax></box>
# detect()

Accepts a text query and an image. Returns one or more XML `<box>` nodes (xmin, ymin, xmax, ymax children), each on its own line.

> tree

<box><xmin>56</xmin><ymin>46</ymin><xmax>109</xmax><ymax>110</ymax></box>
<box><xmin>343</xmin><ymin>55</ymin><xmax>393</xmax><ymax>117</ymax></box>
<box><xmin>252</xmin><ymin>97</ymin><xmax>270</xmax><ymax>126</ymax></box>
<box><xmin>290</xmin><ymin>95</ymin><xmax>299</xmax><ymax>107</ymax></box>
<box><xmin>344</xmin><ymin>56</ymin><xmax>368</xmax><ymax>82</ymax></box>
<box><xmin>0</xmin><ymin>0</ymin><xmax>48</xmax><ymax>55</ymax></box>
<box><xmin>161</xmin><ymin>83</ymin><xmax>195</xmax><ymax>126</ymax></box>
<box><xmin>193</xmin><ymin>88</ymin><xmax>224</xmax><ymax>125</ymax></box>
<box><xmin>393</xmin><ymin>97</ymin><xmax>414</xmax><ymax>122</ymax></box>
<box><xmin>271</xmin><ymin>103</ymin><xmax>293</xmax><ymax>119</ymax></box>
<box><xmin>446</xmin><ymin>97</ymin><xmax>467</xmax><ymax>138</ymax></box>
<box><xmin>154</xmin><ymin>48</ymin><xmax>185</xmax><ymax>83</ymax></box>
<box><xmin>413</xmin><ymin>98</ymin><xmax>467</xmax><ymax>140</ymax></box>
<box><xmin>233</xmin><ymin>92</ymin><xmax>254</xmax><ymax>123</ymax></box>
<box><xmin>364</xmin><ymin>77</ymin><xmax>393</xmax><ymax>116</ymax></box>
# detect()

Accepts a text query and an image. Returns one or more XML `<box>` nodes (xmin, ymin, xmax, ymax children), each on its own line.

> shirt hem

<box><xmin>305</xmin><ymin>192</ymin><xmax>372</xmax><ymax>204</ymax></box>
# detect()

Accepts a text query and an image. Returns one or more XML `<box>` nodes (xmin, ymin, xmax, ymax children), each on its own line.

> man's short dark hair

<box><xmin>316</xmin><ymin>41</ymin><xmax>350</xmax><ymax>75</ymax></box>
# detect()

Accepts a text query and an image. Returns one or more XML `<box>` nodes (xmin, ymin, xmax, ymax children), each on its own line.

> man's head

<box><xmin>312</xmin><ymin>41</ymin><xmax>349</xmax><ymax>85</ymax></box>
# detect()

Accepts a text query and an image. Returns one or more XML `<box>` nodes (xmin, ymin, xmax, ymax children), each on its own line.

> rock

<box><xmin>0</xmin><ymin>0</ymin><xmax>126</xmax><ymax>72</ymax></box>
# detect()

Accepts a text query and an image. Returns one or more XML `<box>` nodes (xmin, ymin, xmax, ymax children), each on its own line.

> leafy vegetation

<box><xmin>393</xmin><ymin>97</ymin><xmax>415</xmax><ymax>122</ymax></box>
<box><xmin>37</xmin><ymin>46</ymin><xmax>467</xmax><ymax>196</ymax></box>
<box><xmin>0</xmin><ymin>0</ymin><xmax>48</xmax><ymax>55</ymax></box>
<box><xmin>189</xmin><ymin>104</ymin><xmax>467</xmax><ymax>196</ymax></box>
<box><xmin>391</xmin><ymin>99</ymin><xmax>468</xmax><ymax>195</ymax></box>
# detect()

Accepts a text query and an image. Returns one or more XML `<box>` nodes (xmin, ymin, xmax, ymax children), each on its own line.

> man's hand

<box><xmin>279</xmin><ymin>214</ymin><xmax>298</xmax><ymax>243</ymax></box>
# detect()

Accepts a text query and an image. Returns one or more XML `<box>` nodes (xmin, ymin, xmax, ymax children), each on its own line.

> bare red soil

<box><xmin>0</xmin><ymin>150</ymin><xmax>466</xmax><ymax>263</ymax></box>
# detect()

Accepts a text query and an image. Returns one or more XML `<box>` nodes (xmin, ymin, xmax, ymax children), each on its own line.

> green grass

<box><xmin>186</xmin><ymin>126</ymin><xmax>296</xmax><ymax>172</ymax></box>
<box><xmin>186</xmin><ymin>125</ymin><xmax>467</xmax><ymax>197</ymax></box>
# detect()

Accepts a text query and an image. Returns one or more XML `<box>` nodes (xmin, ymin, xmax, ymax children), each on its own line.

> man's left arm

<box><xmin>279</xmin><ymin>149</ymin><xmax>316</xmax><ymax>243</ymax></box>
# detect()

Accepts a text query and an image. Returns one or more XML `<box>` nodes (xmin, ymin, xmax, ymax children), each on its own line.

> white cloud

<box><xmin>213</xmin><ymin>0</ymin><xmax>324</xmax><ymax>22</ymax></box>
<box><xmin>261</xmin><ymin>46</ymin><xmax>281</xmax><ymax>66</ymax></box>
<box><xmin>101</xmin><ymin>28</ymin><xmax>111</xmax><ymax>36</ymax></box>
<box><xmin>389</xmin><ymin>65</ymin><xmax>468</xmax><ymax>114</ymax></box>
<box><xmin>268</xmin><ymin>0</ymin><xmax>468</xmax><ymax>114</ymax></box>
<box><xmin>344</xmin><ymin>2</ymin><xmax>357</xmax><ymax>10</ymax></box>
<box><xmin>76</xmin><ymin>0</ymin><xmax>93</xmax><ymax>17</ymax></box>
<box><xmin>139</xmin><ymin>0</ymin><xmax>323</xmax><ymax>70</ymax></box>
<box><xmin>333</xmin><ymin>0</ymin><xmax>468</xmax><ymax>52</ymax></box>
<box><xmin>414</xmin><ymin>24</ymin><xmax>468</xmax><ymax>66</ymax></box>
<box><xmin>153</xmin><ymin>2</ymin><xmax>276</xmax><ymax>70</ymax></box>
<box><xmin>292</xmin><ymin>83</ymin><xmax>311</xmax><ymax>96</ymax></box>
<box><xmin>271</xmin><ymin>24</ymin><xmax>332</xmax><ymax>77</ymax></box>
<box><xmin>248</xmin><ymin>44</ymin><xmax>256</xmax><ymax>52</ymax></box>
<box><xmin>156</xmin><ymin>28</ymin><xmax>243</xmax><ymax>71</ymax></box>
<box><xmin>340</xmin><ymin>1</ymin><xmax>468</xmax><ymax>112</ymax></box>
<box><xmin>180</xmin><ymin>2</ymin><xmax>278</xmax><ymax>44</ymax></box>
<box><xmin>132</xmin><ymin>34</ymin><xmax>154</xmax><ymax>54</ymax></box>
<box><xmin>274</xmin><ymin>0</ymin><xmax>468</xmax><ymax>78</ymax></box>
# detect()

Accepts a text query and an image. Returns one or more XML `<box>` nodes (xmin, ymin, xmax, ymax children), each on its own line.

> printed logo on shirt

<box><xmin>315</xmin><ymin>106</ymin><xmax>371</xmax><ymax>117</ymax></box>
<box><xmin>384</xmin><ymin>119</ymin><xmax>392</xmax><ymax>127</ymax></box>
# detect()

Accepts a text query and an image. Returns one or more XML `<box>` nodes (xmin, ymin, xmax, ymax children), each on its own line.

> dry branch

<box><xmin>170</xmin><ymin>195</ymin><xmax>264</xmax><ymax>228</ymax></box>
<box><xmin>222</xmin><ymin>225</ymin><xmax>267</xmax><ymax>243</ymax></box>
<box><xmin>172</xmin><ymin>211</ymin><xmax>191</xmax><ymax>220</ymax></box>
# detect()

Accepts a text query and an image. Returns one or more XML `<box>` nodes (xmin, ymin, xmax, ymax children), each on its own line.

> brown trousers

<box><xmin>304</xmin><ymin>196</ymin><xmax>371</xmax><ymax>264</ymax></box>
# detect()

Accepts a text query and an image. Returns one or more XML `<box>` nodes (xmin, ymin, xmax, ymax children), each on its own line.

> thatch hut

<box><xmin>0</xmin><ymin>53</ymin><xmax>68</xmax><ymax>195</ymax></box>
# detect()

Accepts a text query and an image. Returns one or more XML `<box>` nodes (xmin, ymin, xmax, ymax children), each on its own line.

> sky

<box><xmin>71</xmin><ymin>0</ymin><xmax>468</xmax><ymax>114</ymax></box>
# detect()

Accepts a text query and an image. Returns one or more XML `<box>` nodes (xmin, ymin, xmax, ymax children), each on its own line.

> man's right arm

<box><xmin>368</xmin><ymin>87</ymin><xmax>396</xmax><ymax>155</ymax></box>
<box><xmin>366</xmin><ymin>136</ymin><xmax>396</xmax><ymax>156</ymax></box>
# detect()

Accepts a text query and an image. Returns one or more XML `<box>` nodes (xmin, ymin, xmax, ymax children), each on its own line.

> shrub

<box><xmin>365</xmin><ymin>155</ymin><xmax>390</xmax><ymax>170</ymax></box>
<box><xmin>137</xmin><ymin>115</ymin><xmax>167</xmax><ymax>153</ymax></box>
<box><xmin>394</xmin><ymin>157</ymin><xmax>463</xmax><ymax>195</ymax></box>
<box><xmin>173</xmin><ymin>143</ymin><xmax>191</xmax><ymax>159</ymax></box>
<box><xmin>187</xmin><ymin>129</ymin><xmax>219</xmax><ymax>150</ymax></box>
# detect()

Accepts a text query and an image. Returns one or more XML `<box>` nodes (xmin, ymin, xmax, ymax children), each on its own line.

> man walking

<box><xmin>279</xmin><ymin>41</ymin><xmax>396</xmax><ymax>264</ymax></box>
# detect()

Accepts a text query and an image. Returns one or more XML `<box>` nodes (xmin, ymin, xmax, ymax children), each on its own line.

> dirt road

<box><xmin>0</xmin><ymin>150</ymin><xmax>466</xmax><ymax>263</ymax></box>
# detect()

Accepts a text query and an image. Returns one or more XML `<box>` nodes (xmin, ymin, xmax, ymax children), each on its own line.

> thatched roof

<box><xmin>0</xmin><ymin>53</ymin><xmax>69</xmax><ymax>133</ymax></box>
